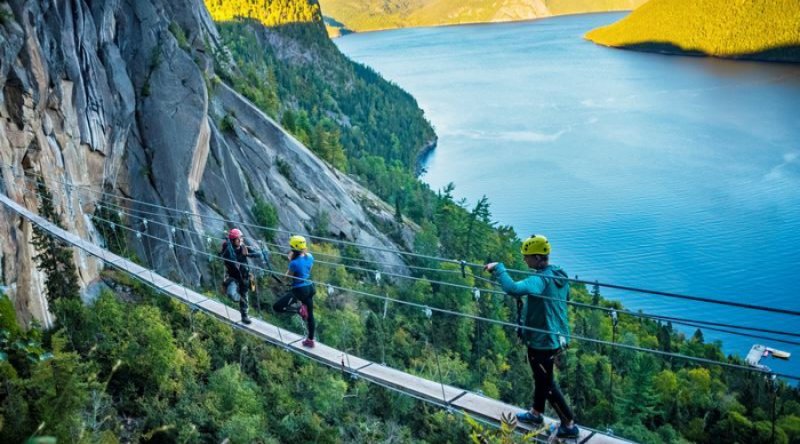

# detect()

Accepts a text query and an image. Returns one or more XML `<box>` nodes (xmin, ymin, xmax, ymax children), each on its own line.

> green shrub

<box><xmin>252</xmin><ymin>196</ymin><xmax>278</xmax><ymax>241</ymax></box>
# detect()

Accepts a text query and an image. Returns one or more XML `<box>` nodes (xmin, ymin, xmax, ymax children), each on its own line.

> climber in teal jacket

<box><xmin>485</xmin><ymin>234</ymin><xmax>579</xmax><ymax>439</ymax></box>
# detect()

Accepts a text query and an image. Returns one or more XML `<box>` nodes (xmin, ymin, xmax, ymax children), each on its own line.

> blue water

<box><xmin>336</xmin><ymin>13</ymin><xmax>800</xmax><ymax>377</ymax></box>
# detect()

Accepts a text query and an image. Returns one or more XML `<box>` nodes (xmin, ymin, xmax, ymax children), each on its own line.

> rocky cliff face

<box><xmin>0</xmin><ymin>0</ymin><xmax>410</xmax><ymax>328</ymax></box>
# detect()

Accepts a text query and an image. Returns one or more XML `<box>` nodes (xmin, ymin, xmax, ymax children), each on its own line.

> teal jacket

<box><xmin>493</xmin><ymin>263</ymin><xmax>571</xmax><ymax>350</ymax></box>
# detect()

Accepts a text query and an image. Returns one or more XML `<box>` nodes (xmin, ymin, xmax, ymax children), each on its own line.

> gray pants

<box><xmin>225</xmin><ymin>279</ymin><xmax>249</xmax><ymax>315</ymax></box>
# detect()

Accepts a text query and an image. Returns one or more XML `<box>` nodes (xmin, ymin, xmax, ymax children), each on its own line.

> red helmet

<box><xmin>228</xmin><ymin>228</ymin><xmax>243</xmax><ymax>240</ymax></box>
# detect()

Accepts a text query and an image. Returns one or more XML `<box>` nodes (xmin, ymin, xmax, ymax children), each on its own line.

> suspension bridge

<box><xmin>0</xmin><ymin>189</ymin><xmax>633</xmax><ymax>443</ymax></box>
<box><xmin>3</xmin><ymin>168</ymin><xmax>800</xmax><ymax>442</ymax></box>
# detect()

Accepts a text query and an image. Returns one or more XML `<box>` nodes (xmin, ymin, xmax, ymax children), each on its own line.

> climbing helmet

<box><xmin>289</xmin><ymin>235</ymin><xmax>307</xmax><ymax>251</ymax></box>
<box><xmin>521</xmin><ymin>234</ymin><xmax>550</xmax><ymax>256</ymax></box>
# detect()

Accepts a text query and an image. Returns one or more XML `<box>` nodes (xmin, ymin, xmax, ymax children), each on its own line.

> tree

<box><xmin>31</xmin><ymin>180</ymin><xmax>82</xmax><ymax>331</ymax></box>
<box><xmin>252</xmin><ymin>196</ymin><xmax>279</xmax><ymax>241</ymax></box>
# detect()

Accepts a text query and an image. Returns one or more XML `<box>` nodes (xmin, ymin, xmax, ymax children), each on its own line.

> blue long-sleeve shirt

<box><xmin>493</xmin><ymin>263</ymin><xmax>571</xmax><ymax>350</ymax></box>
<box><xmin>288</xmin><ymin>253</ymin><xmax>314</xmax><ymax>288</ymax></box>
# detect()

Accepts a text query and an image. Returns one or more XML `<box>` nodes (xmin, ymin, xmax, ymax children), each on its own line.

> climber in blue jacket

<box><xmin>486</xmin><ymin>234</ymin><xmax>579</xmax><ymax>439</ymax></box>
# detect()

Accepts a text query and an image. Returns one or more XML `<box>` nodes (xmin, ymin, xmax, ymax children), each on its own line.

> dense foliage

<box><xmin>318</xmin><ymin>0</ymin><xmax>647</xmax><ymax>35</ymax></box>
<box><xmin>0</xmin><ymin>279</ymin><xmax>473</xmax><ymax>443</ymax></box>
<box><xmin>207</xmin><ymin>0</ymin><xmax>436</xmax><ymax>182</ymax></box>
<box><xmin>586</xmin><ymin>0</ymin><xmax>800</xmax><ymax>62</ymax></box>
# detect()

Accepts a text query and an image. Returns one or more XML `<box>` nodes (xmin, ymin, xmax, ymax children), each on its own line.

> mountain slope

<box><xmin>0</xmin><ymin>0</ymin><xmax>410</xmax><ymax>327</ymax></box>
<box><xmin>320</xmin><ymin>0</ymin><xmax>648</xmax><ymax>34</ymax></box>
<box><xmin>585</xmin><ymin>0</ymin><xmax>800</xmax><ymax>62</ymax></box>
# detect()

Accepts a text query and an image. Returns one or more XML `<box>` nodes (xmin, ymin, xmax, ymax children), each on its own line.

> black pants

<box><xmin>273</xmin><ymin>285</ymin><xmax>316</xmax><ymax>340</ymax></box>
<box><xmin>225</xmin><ymin>278</ymin><xmax>249</xmax><ymax>315</ymax></box>
<box><xmin>527</xmin><ymin>347</ymin><xmax>574</xmax><ymax>423</ymax></box>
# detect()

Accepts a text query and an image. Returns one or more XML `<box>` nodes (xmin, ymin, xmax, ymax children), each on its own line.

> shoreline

<box><xmin>585</xmin><ymin>39</ymin><xmax>800</xmax><ymax>65</ymax></box>
<box><xmin>327</xmin><ymin>10</ymin><xmax>636</xmax><ymax>39</ymax></box>
<box><xmin>414</xmin><ymin>138</ymin><xmax>438</xmax><ymax>177</ymax></box>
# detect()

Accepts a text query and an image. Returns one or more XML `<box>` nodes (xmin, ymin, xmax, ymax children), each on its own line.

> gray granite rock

<box><xmin>0</xmin><ymin>0</ymin><xmax>415</xmax><ymax>328</ymax></box>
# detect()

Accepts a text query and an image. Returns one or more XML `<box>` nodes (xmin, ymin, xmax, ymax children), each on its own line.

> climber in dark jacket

<box><xmin>220</xmin><ymin>228</ymin><xmax>262</xmax><ymax>324</ymax></box>
<box><xmin>485</xmin><ymin>234</ymin><xmax>579</xmax><ymax>439</ymax></box>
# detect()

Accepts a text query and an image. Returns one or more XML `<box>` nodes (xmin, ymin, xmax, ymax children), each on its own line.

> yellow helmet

<box><xmin>521</xmin><ymin>235</ymin><xmax>550</xmax><ymax>256</ymax></box>
<box><xmin>289</xmin><ymin>235</ymin><xmax>307</xmax><ymax>251</ymax></box>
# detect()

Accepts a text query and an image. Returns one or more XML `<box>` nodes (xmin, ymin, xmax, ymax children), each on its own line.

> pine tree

<box><xmin>30</xmin><ymin>179</ymin><xmax>81</xmax><ymax>312</ymax></box>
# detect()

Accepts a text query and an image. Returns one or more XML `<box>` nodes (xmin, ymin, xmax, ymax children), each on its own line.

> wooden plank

<box><xmin>358</xmin><ymin>363</ymin><xmax>464</xmax><ymax>403</ymax></box>
<box><xmin>197</xmin><ymin>298</ymin><xmax>245</xmax><ymax>324</ymax></box>
<box><xmin>453</xmin><ymin>393</ymin><xmax>530</xmax><ymax>427</ymax></box>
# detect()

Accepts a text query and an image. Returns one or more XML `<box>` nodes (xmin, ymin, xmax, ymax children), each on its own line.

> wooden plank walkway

<box><xmin>1</xmin><ymin>193</ymin><xmax>632</xmax><ymax>443</ymax></box>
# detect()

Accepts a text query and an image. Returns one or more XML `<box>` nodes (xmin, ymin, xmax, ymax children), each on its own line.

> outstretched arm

<box><xmin>487</xmin><ymin>263</ymin><xmax>543</xmax><ymax>296</ymax></box>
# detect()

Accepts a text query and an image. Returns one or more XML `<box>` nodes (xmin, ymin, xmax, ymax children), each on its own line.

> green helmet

<box><xmin>521</xmin><ymin>235</ymin><xmax>550</xmax><ymax>256</ymax></box>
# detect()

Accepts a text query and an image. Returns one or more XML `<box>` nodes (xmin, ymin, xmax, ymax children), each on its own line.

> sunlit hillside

<box><xmin>586</xmin><ymin>0</ymin><xmax>800</xmax><ymax>62</ymax></box>
<box><xmin>319</xmin><ymin>0</ymin><xmax>648</xmax><ymax>34</ymax></box>
<box><xmin>205</xmin><ymin>0</ymin><xmax>320</xmax><ymax>25</ymax></box>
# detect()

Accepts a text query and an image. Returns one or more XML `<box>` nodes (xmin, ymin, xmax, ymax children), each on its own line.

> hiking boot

<box><xmin>516</xmin><ymin>411</ymin><xmax>544</xmax><ymax>426</ymax></box>
<box><xmin>299</xmin><ymin>304</ymin><xmax>308</xmax><ymax>321</ymax></box>
<box><xmin>241</xmin><ymin>314</ymin><xmax>252</xmax><ymax>325</ymax></box>
<box><xmin>556</xmin><ymin>424</ymin><xmax>579</xmax><ymax>439</ymax></box>
<box><xmin>302</xmin><ymin>338</ymin><xmax>315</xmax><ymax>348</ymax></box>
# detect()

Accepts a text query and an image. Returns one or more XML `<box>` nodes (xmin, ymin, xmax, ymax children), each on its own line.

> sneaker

<box><xmin>556</xmin><ymin>424</ymin><xmax>579</xmax><ymax>439</ymax></box>
<box><xmin>299</xmin><ymin>304</ymin><xmax>308</xmax><ymax>321</ymax></box>
<box><xmin>241</xmin><ymin>314</ymin><xmax>252</xmax><ymax>325</ymax></box>
<box><xmin>516</xmin><ymin>411</ymin><xmax>544</xmax><ymax>425</ymax></box>
<box><xmin>302</xmin><ymin>338</ymin><xmax>315</xmax><ymax>348</ymax></box>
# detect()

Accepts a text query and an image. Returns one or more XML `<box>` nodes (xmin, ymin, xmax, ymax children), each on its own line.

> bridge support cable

<box><xmin>76</xmin><ymin>195</ymin><xmax>800</xmax><ymax>345</ymax></box>
<box><xmin>8</xmin><ymin>166</ymin><xmax>800</xmax><ymax>318</ymax></box>
<box><xmin>427</xmin><ymin>309</ymin><xmax>449</xmax><ymax>406</ymax></box>
<box><xmin>14</xmin><ymin>169</ymin><xmax>800</xmax><ymax>343</ymax></box>
<box><xmin>56</xmin><ymin>203</ymin><xmax>800</xmax><ymax>380</ymax></box>
<box><xmin>85</xmin><ymin>206</ymin><xmax>800</xmax><ymax>346</ymax></box>
<box><xmin>6</xmin><ymin>185</ymin><xmax>800</xmax><ymax>383</ymax></box>
<box><xmin>21</xmin><ymin>188</ymin><xmax>800</xmax><ymax>381</ymax></box>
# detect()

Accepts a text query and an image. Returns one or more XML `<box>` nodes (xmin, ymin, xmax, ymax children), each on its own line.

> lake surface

<box><xmin>336</xmin><ymin>13</ymin><xmax>800</xmax><ymax>377</ymax></box>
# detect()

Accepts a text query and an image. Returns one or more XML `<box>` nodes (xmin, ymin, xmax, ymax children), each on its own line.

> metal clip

<box><xmin>473</xmin><ymin>287</ymin><xmax>480</xmax><ymax>301</ymax></box>
<box><xmin>327</xmin><ymin>284</ymin><xmax>334</xmax><ymax>296</ymax></box>
<box><xmin>142</xmin><ymin>219</ymin><xmax>149</xmax><ymax>229</ymax></box>
<box><xmin>375</xmin><ymin>271</ymin><xmax>381</xmax><ymax>284</ymax></box>
<box><xmin>424</xmin><ymin>307</ymin><xmax>432</xmax><ymax>319</ymax></box>
<box><xmin>460</xmin><ymin>260</ymin><xmax>467</xmax><ymax>278</ymax></box>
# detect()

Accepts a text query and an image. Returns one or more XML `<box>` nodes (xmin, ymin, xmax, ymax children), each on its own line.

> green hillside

<box><xmin>205</xmin><ymin>0</ymin><xmax>437</xmax><ymax>208</ymax></box>
<box><xmin>586</xmin><ymin>0</ymin><xmax>800</xmax><ymax>62</ymax></box>
<box><xmin>205</xmin><ymin>0</ymin><xmax>321</xmax><ymax>25</ymax></box>
<box><xmin>319</xmin><ymin>0</ymin><xmax>648</xmax><ymax>35</ymax></box>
